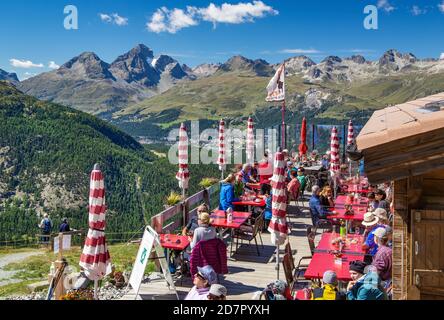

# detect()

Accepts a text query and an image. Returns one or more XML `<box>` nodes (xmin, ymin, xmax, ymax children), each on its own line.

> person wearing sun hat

<box><xmin>361</xmin><ymin>212</ymin><xmax>381</xmax><ymax>256</ymax></box>
<box><xmin>373</xmin><ymin>208</ymin><xmax>389</xmax><ymax>225</ymax></box>
<box><xmin>185</xmin><ymin>265</ymin><xmax>218</xmax><ymax>300</ymax></box>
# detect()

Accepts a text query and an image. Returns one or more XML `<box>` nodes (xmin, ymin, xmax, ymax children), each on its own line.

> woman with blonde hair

<box><xmin>190</xmin><ymin>212</ymin><xmax>217</xmax><ymax>249</ymax></box>
<box><xmin>319</xmin><ymin>186</ymin><xmax>335</xmax><ymax>208</ymax></box>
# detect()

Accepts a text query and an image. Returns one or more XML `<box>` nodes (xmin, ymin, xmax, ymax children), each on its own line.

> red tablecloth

<box><xmin>294</xmin><ymin>290</ymin><xmax>310</xmax><ymax>300</ymax></box>
<box><xmin>335</xmin><ymin>195</ymin><xmax>368</xmax><ymax>207</ymax></box>
<box><xmin>248</xmin><ymin>183</ymin><xmax>261</xmax><ymax>190</ymax></box>
<box><xmin>210</xmin><ymin>210</ymin><xmax>252</xmax><ymax>229</ymax></box>
<box><xmin>327</xmin><ymin>206</ymin><xmax>367</xmax><ymax>221</ymax></box>
<box><xmin>304</xmin><ymin>253</ymin><xmax>364</xmax><ymax>282</ymax></box>
<box><xmin>315</xmin><ymin>233</ymin><xmax>366</xmax><ymax>255</ymax></box>
<box><xmin>159</xmin><ymin>234</ymin><xmax>190</xmax><ymax>251</ymax></box>
<box><xmin>233</xmin><ymin>196</ymin><xmax>266</xmax><ymax>207</ymax></box>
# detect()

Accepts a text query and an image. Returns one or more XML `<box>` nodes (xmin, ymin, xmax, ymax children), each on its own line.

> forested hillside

<box><xmin>0</xmin><ymin>81</ymin><xmax>220</xmax><ymax>242</ymax></box>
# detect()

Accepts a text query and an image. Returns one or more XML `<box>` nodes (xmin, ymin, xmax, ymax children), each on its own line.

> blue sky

<box><xmin>1</xmin><ymin>0</ymin><xmax>443</xmax><ymax>80</ymax></box>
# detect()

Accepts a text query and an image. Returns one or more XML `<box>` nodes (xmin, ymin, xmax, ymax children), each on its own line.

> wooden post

<box><xmin>54</xmin><ymin>233</ymin><xmax>66</xmax><ymax>300</ymax></box>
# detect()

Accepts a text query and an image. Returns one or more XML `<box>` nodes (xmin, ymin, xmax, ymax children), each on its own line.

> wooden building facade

<box><xmin>357</xmin><ymin>93</ymin><xmax>444</xmax><ymax>300</ymax></box>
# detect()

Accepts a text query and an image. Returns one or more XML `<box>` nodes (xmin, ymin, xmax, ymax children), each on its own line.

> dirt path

<box><xmin>0</xmin><ymin>251</ymin><xmax>44</xmax><ymax>286</ymax></box>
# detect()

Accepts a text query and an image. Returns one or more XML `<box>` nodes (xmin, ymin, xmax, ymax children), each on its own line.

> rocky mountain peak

<box><xmin>0</xmin><ymin>69</ymin><xmax>19</xmax><ymax>83</ymax></box>
<box><xmin>348</xmin><ymin>55</ymin><xmax>366</xmax><ymax>64</ymax></box>
<box><xmin>60</xmin><ymin>52</ymin><xmax>115</xmax><ymax>80</ymax></box>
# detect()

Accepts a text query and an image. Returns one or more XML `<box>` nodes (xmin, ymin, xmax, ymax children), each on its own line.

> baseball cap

<box><xmin>373</xmin><ymin>227</ymin><xmax>387</xmax><ymax>239</ymax></box>
<box><xmin>197</xmin><ymin>265</ymin><xmax>218</xmax><ymax>285</ymax></box>
<box><xmin>209</xmin><ymin>284</ymin><xmax>227</xmax><ymax>298</ymax></box>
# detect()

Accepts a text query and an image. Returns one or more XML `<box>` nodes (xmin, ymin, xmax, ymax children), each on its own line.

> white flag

<box><xmin>266</xmin><ymin>64</ymin><xmax>285</xmax><ymax>102</ymax></box>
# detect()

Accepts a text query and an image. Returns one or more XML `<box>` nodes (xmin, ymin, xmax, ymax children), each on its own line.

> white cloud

<box><xmin>280</xmin><ymin>49</ymin><xmax>321</xmax><ymax>54</ymax></box>
<box><xmin>10</xmin><ymin>59</ymin><xmax>44</xmax><ymax>68</ymax></box>
<box><xmin>147</xmin><ymin>7</ymin><xmax>198</xmax><ymax>33</ymax></box>
<box><xmin>411</xmin><ymin>5</ymin><xmax>426</xmax><ymax>16</ymax></box>
<box><xmin>439</xmin><ymin>1</ymin><xmax>444</xmax><ymax>13</ymax></box>
<box><xmin>377</xmin><ymin>0</ymin><xmax>395</xmax><ymax>13</ymax></box>
<box><xmin>147</xmin><ymin>1</ymin><xmax>278</xmax><ymax>33</ymax></box>
<box><xmin>198</xmin><ymin>1</ymin><xmax>278</xmax><ymax>26</ymax></box>
<box><xmin>440</xmin><ymin>53</ymin><xmax>444</xmax><ymax>60</ymax></box>
<box><xmin>99</xmin><ymin>13</ymin><xmax>128</xmax><ymax>26</ymax></box>
<box><xmin>48</xmin><ymin>61</ymin><xmax>60</xmax><ymax>69</ymax></box>
<box><xmin>22</xmin><ymin>72</ymin><xmax>37</xmax><ymax>80</ymax></box>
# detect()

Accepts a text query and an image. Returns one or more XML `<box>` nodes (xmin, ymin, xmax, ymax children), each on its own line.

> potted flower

<box><xmin>165</xmin><ymin>191</ymin><xmax>182</xmax><ymax>209</ymax></box>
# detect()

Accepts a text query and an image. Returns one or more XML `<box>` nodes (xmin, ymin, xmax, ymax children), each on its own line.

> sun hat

<box><xmin>362</xmin><ymin>212</ymin><xmax>379</xmax><ymax>227</ymax></box>
<box><xmin>373</xmin><ymin>227</ymin><xmax>387</xmax><ymax>239</ymax></box>
<box><xmin>197</xmin><ymin>265</ymin><xmax>218</xmax><ymax>285</ymax></box>
<box><xmin>349</xmin><ymin>260</ymin><xmax>366</xmax><ymax>274</ymax></box>
<box><xmin>209</xmin><ymin>284</ymin><xmax>227</xmax><ymax>297</ymax></box>
<box><xmin>322</xmin><ymin>270</ymin><xmax>338</xmax><ymax>286</ymax></box>
<box><xmin>373</xmin><ymin>208</ymin><xmax>388</xmax><ymax>221</ymax></box>
<box><xmin>287</xmin><ymin>161</ymin><xmax>293</xmax><ymax>166</ymax></box>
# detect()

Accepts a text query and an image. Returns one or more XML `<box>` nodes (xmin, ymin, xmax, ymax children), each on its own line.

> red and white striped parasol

<box><xmin>330</xmin><ymin>126</ymin><xmax>340</xmax><ymax>177</ymax></box>
<box><xmin>217</xmin><ymin>119</ymin><xmax>226</xmax><ymax>177</ymax></box>
<box><xmin>268</xmin><ymin>151</ymin><xmax>289</xmax><ymax>245</ymax></box>
<box><xmin>176</xmin><ymin>123</ymin><xmax>189</xmax><ymax>190</ymax></box>
<box><xmin>246</xmin><ymin>117</ymin><xmax>254</xmax><ymax>164</ymax></box>
<box><xmin>347</xmin><ymin>120</ymin><xmax>354</xmax><ymax>147</ymax></box>
<box><xmin>79</xmin><ymin>164</ymin><xmax>111</xmax><ymax>298</ymax></box>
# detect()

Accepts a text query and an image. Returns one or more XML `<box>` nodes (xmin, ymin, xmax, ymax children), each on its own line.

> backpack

<box><xmin>43</xmin><ymin>219</ymin><xmax>52</xmax><ymax>233</ymax></box>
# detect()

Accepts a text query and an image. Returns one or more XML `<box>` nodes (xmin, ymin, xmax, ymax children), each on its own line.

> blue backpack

<box><xmin>43</xmin><ymin>219</ymin><xmax>52</xmax><ymax>233</ymax></box>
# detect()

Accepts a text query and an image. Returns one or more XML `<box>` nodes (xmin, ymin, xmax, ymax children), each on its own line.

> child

<box><xmin>297</xmin><ymin>167</ymin><xmax>307</xmax><ymax>197</ymax></box>
<box><xmin>262</xmin><ymin>184</ymin><xmax>272</xmax><ymax>232</ymax></box>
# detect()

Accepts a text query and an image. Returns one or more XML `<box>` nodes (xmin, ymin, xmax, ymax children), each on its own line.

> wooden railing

<box><xmin>150</xmin><ymin>184</ymin><xmax>221</xmax><ymax>234</ymax></box>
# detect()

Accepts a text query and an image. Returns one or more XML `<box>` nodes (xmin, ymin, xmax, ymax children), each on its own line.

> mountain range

<box><xmin>3</xmin><ymin>44</ymin><xmax>444</xmax><ymax>139</ymax></box>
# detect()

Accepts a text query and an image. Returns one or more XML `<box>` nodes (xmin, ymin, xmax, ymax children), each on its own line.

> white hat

<box><xmin>209</xmin><ymin>284</ymin><xmax>227</xmax><ymax>297</ymax></box>
<box><xmin>373</xmin><ymin>227</ymin><xmax>387</xmax><ymax>239</ymax></box>
<box><xmin>373</xmin><ymin>208</ymin><xmax>388</xmax><ymax>221</ymax></box>
<box><xmin>361</xmin><ymin>212</ymin><xmax>379</xmax><ymax>227</ymax></box>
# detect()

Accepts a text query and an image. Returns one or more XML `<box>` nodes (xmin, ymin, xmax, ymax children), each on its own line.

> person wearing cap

<box><xmin>372</xmin><ymin>227</ymin><xmax>392</xmax><ymax>283</ymax></box>
<box><xmin>190</xmin><ymin>212</ymin><xmax>217</xmax><ymax>250</ymax></box>
<box><xmin>207</xmin><ymin>284</ymin><xmax>227</xmax><ymax>300</ymax></box>
<box><xmin>361</xmin><ymin>212</ymin><xmax>381</xmax><ymax>256</ymax></box>
<box><xmin>185</xmin><ymin>265</ymin><xmax>218</xmax><ymax>300</ymax></box>
<box><xmin>59</xmin><ymin>217</ymin><xmax>70</xmax><ymax>233</ymax></box>
<box><xmin>311</xmin><ymin>270</ymin><xmax>345</xmax><ymax>300</ymax></box>
<box><xmin>309</xmin><ymin>185</ymin><xmax>331</xmax><ymax>226</ymax></box>
<box><xmin>346</xmin><ymin>261</ymin><xmax>386</xmax><ymax>300</ymax></box>
<box><xmin>373</xmin><ymin>208</ymin><xmax>389</xmax><ymax>226</ymax></box>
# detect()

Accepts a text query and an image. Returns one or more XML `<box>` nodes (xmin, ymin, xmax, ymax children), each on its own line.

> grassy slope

<box><xmin>0</xmin><ymin>244</ymin><xmax>150</xmax><ymax>297</ymax></box>
<box><xmin>114</xmin><ymin>71</ymin><xmax>444</xmax><ymax>126</ymax></box>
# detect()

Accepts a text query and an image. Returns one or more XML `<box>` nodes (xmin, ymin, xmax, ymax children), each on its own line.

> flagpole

<box><xmin>281</xmin><ymin>100</ymin><xmax>286</xmax><ymax>150</ymax></box>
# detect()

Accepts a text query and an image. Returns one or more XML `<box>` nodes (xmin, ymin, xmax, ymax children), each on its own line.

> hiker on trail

<box><xmin>59</xmin><ymin>217</ymin><xmax>71</xmax><ymax>233</ymax></box>
<box><xmin>39</xmin><ymin>214</ymin><xmax>53</xmax><ymax>243</ymax></box>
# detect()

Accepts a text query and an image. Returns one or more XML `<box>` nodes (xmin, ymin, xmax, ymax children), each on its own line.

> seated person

<box><xmin>346</xmin><ymin>260</ymin><xmax>386</xmax><ymax>300</ymax></box>
<box><xmin>297</xmin><ymin>167</ymin><xmax>307</xmax><ymax>196</ymax></box>
<box><xmin>319</xmin><ymin>186</ymin><xmax>334</xmax><ymax>208</ymax></box>
<box><xmin>311</xmin><ymin>271</ymin><xmax>346</xmax><ymax>300</ymax></box>
<box><xmin>190</xmin><ymin>213</ymin><xmax>217</xmax><ymax>250</ymax></box>
<box><xmin>367</xmin><ymin>192</ymin><xmax>379</xmax><ymax>212</ymax></box>
<box><xmin>219</xmin><ymin>174</ymin><xmax>238</xmax><ymax>211</ymax></box>
<box><xmin>182</xmin><ymin>203</ymin><xmax>209</xmax><ymax>237</ymax></box>
<box><xmin>250</xmin><ymin>162</ymin><xmax>259</xmax><ymax>182</ymax></box>
<box><xmin>258</xmin><ymin>151</ymin><xmax>273</xmax><ymax>185</ymax></box>
<box><xmin>375</xmin><ymin>189</ymin><xmax>390</xmax><ymax>212</ymax></box>
<box><xmin>240</xmin><ymin>164</ymin><xmax>256</xmax><ymax>185</ymax></box>
<box><xmin>309</xmin><ymin>185</ymin><xmax>331</xmax><ymax>226</ymax></box>
<box><xmin>185</xmin><ymin>265</ymin><xmax>217</xmax><ymax>300</ymax></box>
<box><xmin>361</xmin><ymin>212</ymin><xmax>381</xmax><ymax>256</ymax></box>
<box><xmin>287</xmin><ymin>170</ymin><xmax>301</xmax><ymax>202</ymax></box>
<box><xmin>207</xmin><ymin>284</ymin><xmax>227</xmax><ymax>301</ymax></box>
<box><xmin>261</xmin><ymin>185</ymin><xmax>272</xmax><ymax>232</ymax></box>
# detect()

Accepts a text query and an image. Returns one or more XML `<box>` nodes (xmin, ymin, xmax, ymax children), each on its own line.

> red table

<box><xmin>335</xmin><ymin>195</ymin><xmax>368</xmax><ymax>207</ymax></box>
<box><xmin>341</xmin><ymin>184</ymin><xmax>369</xmax><ymax>194</ymax></box>
<box><xmin>294</xmin><ymin>290</ymin><xmax>310</xmax><ymax>300</ymax></box>
<box><xmin>233</xmin><ymin>196</ymin><xmax>266</xmax><ymax>207</ymax></box>
<box><xmin>315</xmin><ymin>233</ymin><xmax>365</xmax><ymax>255</ymax></box>
<box><xmin>327</xmin><ymin>206</ymin><xmax>367</xmax><ymax>221</ymax></box>
<box><xmin>304</xmin><ymin>253</ymin><xmax>364</xmax><ymax>282</ymax></box>
<box><xmin>210</xmin><ymin>210</ymin><xmax>252</xmax><ymax>229</ymax></box>
<box><xmin>159</xmin><ymin>234</ymin><xmax>190</xmax><ymax>251</ymax></box>
<box><xmin>248</xmin><ymin>183</ymin><xmax>261</xmax><ymax>190</ymax></box>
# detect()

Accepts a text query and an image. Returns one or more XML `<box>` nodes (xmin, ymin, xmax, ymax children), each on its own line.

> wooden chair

<box><xmin>231</xmin><ymin>214</ymin><xmax>264</xmax><ymax>256</ymax></box>
<box><xmin>282</xmin><ymin>253</ymin><xmax>297</xmax><ymax>295</ymax></box>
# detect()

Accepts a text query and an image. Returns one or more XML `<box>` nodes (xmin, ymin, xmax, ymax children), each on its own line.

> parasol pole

<box><xmin>94</xmin><ymin>280</ymin><xmax>98</xmax><ymax>300</ymax></box>
<box><xmin>281</xmin><ymin>100</ymin><xmax>286</xmax><ymax>150</ymax></box>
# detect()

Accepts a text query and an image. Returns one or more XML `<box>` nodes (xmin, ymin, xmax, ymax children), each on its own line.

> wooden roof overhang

<box><xmin>356</xmin><ymin>93</ymin><xmax>444</xmax><ymax>184</ymax></box>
